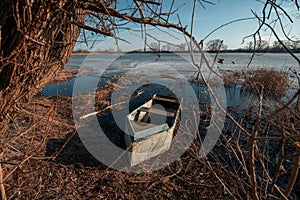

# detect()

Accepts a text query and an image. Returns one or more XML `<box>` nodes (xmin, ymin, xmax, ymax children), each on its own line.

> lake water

<box><xmin>41</xmin><ymin>52</ymin><xmax>300</xmax><ymax>97</ymax></box>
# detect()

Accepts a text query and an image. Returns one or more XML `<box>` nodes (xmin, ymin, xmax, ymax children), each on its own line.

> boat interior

<box><xmin>130</xmin><ymin>95</ymin><xmax>180</xmax><ymax>133</ymax></box>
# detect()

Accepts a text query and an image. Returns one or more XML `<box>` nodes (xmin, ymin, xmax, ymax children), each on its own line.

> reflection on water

<box><xmin>42</xmin><ymin>75</ymin><xmax>117</xmax><ymax>97</ymax></box>
<box><xmin>41</xmin><ymin>52</ymin><xmax>299</xmax><ymax>102</ymax></box>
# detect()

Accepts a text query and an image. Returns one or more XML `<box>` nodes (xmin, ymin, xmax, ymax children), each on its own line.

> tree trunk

<box><xmin>0</xmin><ymin>0</ymin><xmax>82</xmax><ymax>131</ymax></box>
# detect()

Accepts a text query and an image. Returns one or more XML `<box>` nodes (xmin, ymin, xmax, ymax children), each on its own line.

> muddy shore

<box><xmin>1</xmin><ymin>69</ymin><xmax>299</xmax><ymax>199</ymax></box>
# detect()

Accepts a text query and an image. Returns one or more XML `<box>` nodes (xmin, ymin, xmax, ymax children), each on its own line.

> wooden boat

<box><xmin>125</xmin><ymin>94</ymin><xmax>181</xmax><ymax>166</ymax></box>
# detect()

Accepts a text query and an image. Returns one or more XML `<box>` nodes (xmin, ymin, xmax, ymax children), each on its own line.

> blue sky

<box><xmin>182</xmin><ymin>0</ymin><xmax>300</xmax><ymax>48</ymax></box>
<box><xmin>76</xmin><ymin>0</ymin><xmax>300</xmax><ymax>51</ymax></box>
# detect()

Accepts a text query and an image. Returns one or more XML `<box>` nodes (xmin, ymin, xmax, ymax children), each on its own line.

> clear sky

<box><xmin>76</xmin><ymin>0</ymin><xmax>300</xmax><ymax>51</ymax></box>
<box><xmin>178</xmin><ymin>0</ymin><xmax>300</xmax><ymax>48</ymax></box>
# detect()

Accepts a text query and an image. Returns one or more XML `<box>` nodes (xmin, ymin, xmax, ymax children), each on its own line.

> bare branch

<box><xmin>136</xmin><ymin>0</ymin><xmax>161</xmax><ymax>6</ymax></box>
<box><xmin>202</xmin><ymin>17</ymin><xmax>257</xmax><ymax>42</ymax></box>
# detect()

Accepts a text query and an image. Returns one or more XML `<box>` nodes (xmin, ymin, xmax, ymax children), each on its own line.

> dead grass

<box><xmin>1</xmin><ymin>71</ymin><xmax>299</xmax><ymax>199</ymax></box>
<box><xmin>242</xmin><ymin>69</ymin><xmax>290</xmax><ymax>99</ymax></box>
<box><xmin>49</xmin><ymin>68</ymin><xmax>79</xmax><ymax>84</ymax></box>
<box><xmin>223</xmin><ymin>71</ymin><xmax>243</xmax><ymax>87</ymax></box>
<box><xmin>0</xmin><ymin>90</ymin><xmax>250</xmax><ymax>199</ymax></box>
<box><xmin>222</xmin><ymin>69</ymin><xmax>290</xmax><ymax>100</ymax></box>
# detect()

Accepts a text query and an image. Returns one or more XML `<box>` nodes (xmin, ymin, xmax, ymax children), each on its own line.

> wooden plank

<box><xmin>130</xmin><ymin>121</ymin><xmax>169</xmax><ymax>140</ymax></box>
<box><xmin>130</xmin><ymin>129</ymin><xmax>173</xmax><ymax>166</ymax></box>
<box><xmin>154</xmin><ymin>96</ymin><xmax>178</xmax><ymax>103</ymax></box>
<box><xmin>138</xmin><ymin>107</ymin><xmax>176</xmax><ymax>117</ymax></box>
<box><xmin>131</xmin><ymin>120</ymin><xmax>157</xmax><ymax>132</ymax></box>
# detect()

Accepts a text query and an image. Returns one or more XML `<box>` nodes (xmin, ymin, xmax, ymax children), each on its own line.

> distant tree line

<box><xmin>73</xmin><ymin>47</ymin><xmax>116</xmax><ymax>54</ymax></box>
<box><xmin>242</xmin><ymin>39</ymin><xmax>300</xmax><ymax>53</ymax></box>
<box><xmin>72</xmin><ymin>49</ymin><xmax>91</xmax><ymax>53</ymax></box>
<box><xmin>72</xmin><ymin>38</ymin><xmax>300</xmax><ymax>53</ymax></box>
<box><xmin>206</xmin><ymin>38</ymin><xmax>300</xmax><ymax>53</ymax></box>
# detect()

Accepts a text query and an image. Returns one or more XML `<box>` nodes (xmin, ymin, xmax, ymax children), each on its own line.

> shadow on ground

<box><xmin>45</xmin><ymin>132</ymin><xmax>106</xmax><ymax>168</ymax></box>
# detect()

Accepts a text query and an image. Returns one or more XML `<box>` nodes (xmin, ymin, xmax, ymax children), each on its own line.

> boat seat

<box><xmin>138</xmin><ymin>107</ymin><xmax>176</xmax><ymax>117</ymax></box>
<box><xmin>130</xmin><ymin>121</ymin><xmax>169</xmax><ymax>140</ymax></box>
<box><xmin>154</xmin><ymin>95</ymin><xmax>178</xmax><ymax>103</ymax></box>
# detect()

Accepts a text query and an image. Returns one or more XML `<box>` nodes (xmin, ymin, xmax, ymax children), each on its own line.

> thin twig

<box><xmin>249</xmin><ymin>85</ymin><xmax>264</xmax><ymax>199</ymax></box>
<box><xmin>281</xmin><ymin>143</ymin><xmax>300</xmax><ymax>199</ymax></box>
<box><xmin>0</xmin><ymin>153</ymin><xmax>7</xmax><ymax>200</ymax></box>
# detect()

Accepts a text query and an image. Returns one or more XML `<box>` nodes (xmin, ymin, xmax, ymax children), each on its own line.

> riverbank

<box><xmin>1</xmin><ymin>68</ymin><xmax>299</xmax><ymax>199</ymax></box>
<box><xmin>50</xmin><ymin>68</ymin><xmax>80</xmax><ymax>84</ymax></box>
<box><xmin>0</xmin><ymin>89</ymin><xmax>246</xmax><ymax>199</ymax></box>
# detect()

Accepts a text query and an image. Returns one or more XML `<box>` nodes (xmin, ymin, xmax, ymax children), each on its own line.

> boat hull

<box><xmin>125</xmin><ymin>94</ymin><xmax>181</xmax><ymax>166</ymax></box>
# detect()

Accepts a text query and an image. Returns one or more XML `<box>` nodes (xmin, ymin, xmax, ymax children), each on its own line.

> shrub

<box><xmin>242</xmin><ymin>69</ymin><xmax>289</xmax><ymax>99</ymax></box>
<box><xmin>223</xmin><ymin>71</ymin><xmax>242</xmax><ymax>87</ymax></box>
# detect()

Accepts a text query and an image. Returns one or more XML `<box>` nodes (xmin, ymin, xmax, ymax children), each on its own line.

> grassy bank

<box><xmin>0</xmin><ymin>69</ymin><xmax>299</xmax><ymax>199</ymax></box>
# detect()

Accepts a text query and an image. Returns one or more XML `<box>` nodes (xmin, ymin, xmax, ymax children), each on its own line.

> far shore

<box><xmin>71</xmin><ymin>50</ymin><xmax>300</xmax><ymax>56</ymax></box>
<box><xmin>71</xmin><ymin>52</ymin><xmax>121</xmax><ymax>56</ymax></box>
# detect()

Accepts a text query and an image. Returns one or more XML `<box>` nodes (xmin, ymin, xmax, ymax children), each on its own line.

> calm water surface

<box><xmin>41</xmin><ymin>52</ymin><xmax>300</xmax><ymax>97</ymax></box>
